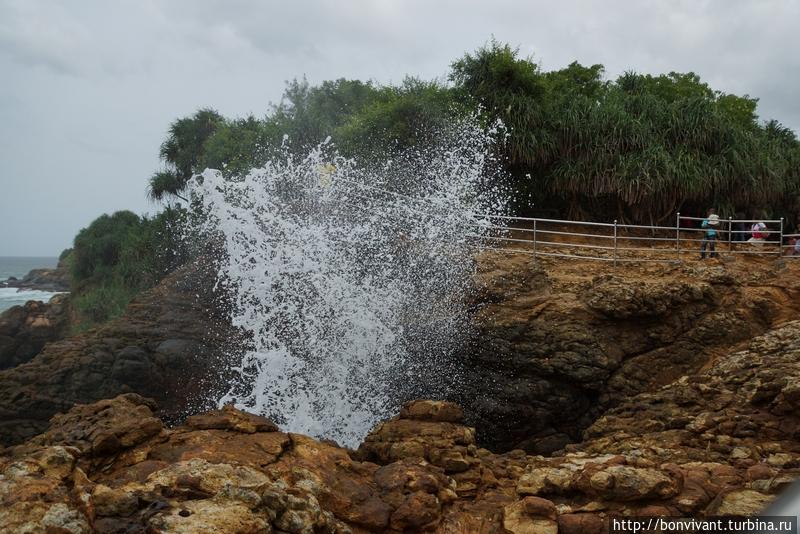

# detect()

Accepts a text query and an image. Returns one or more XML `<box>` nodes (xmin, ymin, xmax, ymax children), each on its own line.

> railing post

<box><xmin>728</xmin><ymin>217</ymin><xmax>733</xmax><ymax>252</ymax></box>
<box><xmin>779</xmin><ymin>217</ymin><xmax>784</xmax><ymax>257</ymax></box>
<box><xmin>675</xmin><ymin>212</ymin><xmax>681</xmax><ymax>261</ymax></box>
<box><xmin>533</xmin><ymin>219</ymin><xmax>537</xmax><ymax>257</ymax></box>
<box><xmin>613</xmin><ymin>219</ymin><xmax>618</xmax><ymax>268</ymax></box>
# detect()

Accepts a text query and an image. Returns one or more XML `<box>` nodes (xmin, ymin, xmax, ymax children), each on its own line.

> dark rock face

<box><xmin>579</xmin><ymin>319</ymin><xmax>800</xmax><ymax>461</ymax></box>
<box><xmin>1</xmin><ymin>265</ymin><xmax>70</xmax><ymax>292</ymax></box>
<box><xmin>0</xmin><ymin>262</ymin><xmax>243</xmax><ymax>446</ymax></box>
<box><xmin>0</xmin><ymin>294</ymin><xmax>70</xmax><ymax>369</ymax></box>
<box><xmin>461</xmin><ymin>254</ymin><xmax>800</xmax><ymax>454</ymax></box>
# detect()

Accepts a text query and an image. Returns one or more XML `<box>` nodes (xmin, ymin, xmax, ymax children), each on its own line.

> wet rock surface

<box><xmin>3</xmin><ymin>386</ymin><xmax>798</xmax><ymax>533</ymax></box>
<box><xmin>1</xmin><ymin>251</ymin><xmax>799</xmax><ymax>531</ymax></box>
<box><xmin>462</xmin><ymin>253</ymin><xmax>800</xmax><ymax>453</ymax></box>
<box><xmin>0</xmin><ymin>293</ymin><xmax>70</xmax><ymax>369</ymax></box>
<box><xmin>1</xmin><ymin>263</ymin><xmax>70</xmax><ymax>292</ymax></box>
<box><xmin>0</xmin><ymin>263</ymin><xmax>243</xmax><ymax>446</ymax></box>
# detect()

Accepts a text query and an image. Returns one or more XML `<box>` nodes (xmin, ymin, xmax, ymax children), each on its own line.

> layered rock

<box><xmin>0</xmin><ymin>262</ymin><xmax>242</xmax><ymax>446</ymax></box>
<box><xmin>577</xmin><ymin>319</ymin><xmax>800</xmax><ymax>467</ymax></box>
<box><xmin>462</xmin><ymin>253</ymin><xmax>800</xmax><ymax>453</ymax></box>
<box><xmin>0</xmin><ymin>293</ymin><xmax>70</xmax><ymax>369</ymax></box>
<box><xmin>3</xmin><ymin>392</ymin><xmax>797</xmax><ymax>533</ymax></box>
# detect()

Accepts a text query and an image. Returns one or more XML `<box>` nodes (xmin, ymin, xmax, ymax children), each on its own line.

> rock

<box><xmin>461</xmin><ymin>254</ymin><xmax>783</xmax><ymax>454</ymax></box>
<box><xmin>557</xmin><ymin>513</ymin><xmax>605</xmax><ymax>534</ymax></box>
<box><xmin>1</xmin><ymin>265</ymin><xmax>70</xmax><ymax>292</ymax></box>
<box><xmin>517</xmin><ymin>467</ymin><xmax>574</xmax><ymax>495</ymax></box>
<box><xmin>0</xmin><ymin>261</ymin><xmax>243</xmax><ymax>446</ymax></box>
<box><xmin>185</xmin><ymin>404</ymin><xmax>279</xmax><ymax>433</ymax></box>
<box><xmin>14</xmin><ymin>393</ymin><xmax>163</xmax><ymax>456</ymax></box>
<box><xmin>1</xmin><ymin>395</ymin><xmax>797</xmax><ymax>533</ymax></box>
<box><xmin>0</xmin><ymin>443</ymin><xmax>91</xmax><ymax>534</ymax></box>
<box><xmin>577</xmin><ymin>465</ymin><xmax>680</xmax><ymax>501</ymax></box>
<box><xmin>583</xmin><ymin>277</ymin><xmax>715</xmax><ymax>320</ymax></box>
<box><xmin>706</xmin><ymin>489</ymin><xmax>775</xmax><ymax>516</ymax></box>
<box><xmin>766</xmin><ymin>453</ymin><xmax>794</xmax><ymax>467</ymax></box>
<box><xmin>356</xmin><ymin>413</ymin><xmax>478</xmax><ymax>475</ymax></box>
<box><xmin>502</xmin><ymin>497</ymin><xmax>558</xmax><ymax>534</ymax></box>
<box><xmin>400</xmin><ymin>400</ymin><xmax>464</xmax><ymax>423</ymax></box>
<box><xmin>390</xmin><ymin>491</ymin><xmax>441</xmax><ymax>530</ymax></box>
<box><xmin>92</xmin><ymin>483</ymin><xmax>139</xmax><ymax>517</ymax></box>
<box><xmin>0</xmin><ymin>294</ymin><xmax>70</xmax><ymax>369</ymax></box>
<box><xmin>730</xmin><ymin>447</ymin><xmax>753</xmax><ymax>460</ymax></box>
<box><xmin>147</xmin><ymin>500</ymin><xmax>271</xmax><ymax>533</ymax></box>
<box><xmin>0</xmin><ymin>254</ymin><xmax>798</xmax><ymax>530</ymax></box>
<box><xmin>745</xmin><ymin>464</ymin><xmax>777</xmax><ymax>481</ymax></box>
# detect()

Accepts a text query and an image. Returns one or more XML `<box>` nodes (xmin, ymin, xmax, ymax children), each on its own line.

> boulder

<box><xmin>0</xmin><ymin>294</ymin><xmax>70</xmax><ymax>369</ymax></box>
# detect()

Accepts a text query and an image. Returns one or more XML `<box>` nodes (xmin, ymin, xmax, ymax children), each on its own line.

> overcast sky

<box><xmin>1</xmin><ymin>0</ymin><xmax>798</xmax><ymax>256</ymax></box>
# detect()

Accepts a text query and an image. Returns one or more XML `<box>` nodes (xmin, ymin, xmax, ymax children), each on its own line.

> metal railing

<box><xmin>470</xmin><ymin>213</ymin><xmax>799</xmax><ymax>266</ymax></box>
<box><xmin>305</xmin><ymin>172</ymin><xmax>798</xmax><ymax>265</ymax></box>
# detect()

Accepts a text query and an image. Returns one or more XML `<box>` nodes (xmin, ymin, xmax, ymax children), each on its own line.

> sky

<box><xmin>1</xmin><ymin>0</ymin><xmax>798</xmax><ymax>256</ymax></box>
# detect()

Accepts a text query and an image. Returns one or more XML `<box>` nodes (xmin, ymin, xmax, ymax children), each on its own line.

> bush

<box><xmin>71</xmin><ymin>211</ymin><xmax>142</xmax><ymax>282</ymax></box>
<box><xmin>70</xmin><ymin>278</ymin><xmax>140</xmax><ymax>328</ymax></box>
<box><xmin>69</xmin><ymin>208</ymin><xmax>188</xmax><ymax>328</ymax></box>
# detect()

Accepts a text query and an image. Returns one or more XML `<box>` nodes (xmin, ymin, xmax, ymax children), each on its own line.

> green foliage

<box><xmin>450</xmin><ymin>39</ymin><xmax>545</xmax><ymax>110</ymax></box>
<box><xmin>148</xmin><ymin>108</ymin><xmax>224</xmax><ymax>201</ymax></box>
<box><xmin>71</xmin><ymin>279</ymin><xmax>140</xmax><ymax>327</ymax></box>
<box><xmin>69</xmin><ymin>209</ymin><xmax>187</xmax><ymax>328</ymax></box>
<box><xmin>143</xmin><ymin>41</ymin><xmax>799</xmax><ymax>226</ymax></box>
<box><xmin>271</xmin><ymin>77</ymin><xmax>381</xmax><ymax>151</ymax></box>
<box><xmin>449</xmin><ymin>42</ymin><xmax>800</xmax><ymax>222</ymax></box>
<box><xmin>199</xmin><ymin>116</ymin><xmax>281</xmax><ymax>178</ymax></box>
<box><xmin>71</xmin><ymin>211</ymin><xmax>142</xmax><ymax>281</ymax></box>
<box><xmin>335</xmin><ymin>78</ymin><xmax>460</xmax><ymax>156</ymax></box>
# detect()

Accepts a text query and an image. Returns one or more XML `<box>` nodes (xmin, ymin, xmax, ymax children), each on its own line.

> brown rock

<box><xmin>557</xmin><ymin>513</ymin><xmax>605</xmax><ymax>534</ymax></box>
<box><xmin>185</xmin><ymin>404</ymin><xmax>279</xmax><ymax>433</ymax></box>
<box><xmin>148</xmin><ymin>500</ymin><xmax>270</xmax><ymax>533</ymax></box>
<box><xmin>746</xmin><ymin>463</ymin><xmax>777</xmax><ymax>481</ymax></box>
<box><xmin>400</xmin><ymin>400</ymin><xmax>464</xmax><ymax>423</ymax></box>
<box><xmin>503</xmin><ymin>497</ymin><xmax>558</xmax><ymax>534</ymax></box>
<box><xmin>577</xmin><ymin>465</ymin><xmax>680</xmax><ymax>501</ymax></box>
<box><xmin>517</xmin><ymin>466</ymin><xmax>574</xmax><ymax>495</ymax></box>
<box><xmin>390</xmin><ymin>491</ymin><xmax>441</xmax><ymax>530</ymax></box>
<box><xmin>706</xmin><ymin>489</ymin><xmax>775</xmax><ymax>516</ymax></box>
<box><xmin>15</xmin><ymin>393</ymin><xmax>163</xmax><ymax>457</ymax></box>
<box><xmin>92</xmin><ymin>483</ymin><xmax>138</xmax><ymax>517</ymax></box>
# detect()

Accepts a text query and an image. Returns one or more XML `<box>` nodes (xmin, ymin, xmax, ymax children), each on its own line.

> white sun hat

<box><xmin>708</xmin><ymin>214</ymin><xmax>720</xmax><ymax>226</ymax></box>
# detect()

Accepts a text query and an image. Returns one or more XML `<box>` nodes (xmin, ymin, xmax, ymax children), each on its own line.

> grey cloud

<box><xmin>0</xmin><ymin>0</ymin><xmax>797</xmax><ymax>255</ymax></box>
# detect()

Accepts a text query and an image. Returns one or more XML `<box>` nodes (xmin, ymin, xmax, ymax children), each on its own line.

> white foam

<box><xmin>188</xmin><ymin>116</ymin><xmax>504</xmax><ymax>446</ymax></box>
<box><xmin>0</xmin><ymin>288</ymin><xmax>64</xmax><ymax>312</ymax></box>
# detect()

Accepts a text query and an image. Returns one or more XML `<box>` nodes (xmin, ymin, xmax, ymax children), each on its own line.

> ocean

<box><xmin>0</xmin><ymin>256</ymin><xmax>63</xmax><ymax>313</ymax></box>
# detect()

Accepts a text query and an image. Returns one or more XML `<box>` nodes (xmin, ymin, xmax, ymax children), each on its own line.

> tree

<box><xmin>449</xmin><ymin>42</ymin><xmax>800</xmax><ymax>222</ymax></box>
<box><xmin>148</xmin><ymin>108</ymin><xmax>224</xmax><ymax>201</ymax></box>
<box><xmin>200</xmin><ymin>116</ymin><xmax>280</xmax><ymax>178</ymax></box>
<box><xmin>271</xmin><ymin>77</ymin><xmax>380</xmax><ymax>151</ymax></box>
<box><xmin>71</xmin><ymin>211</ymin><xmax>142</xmax><ymax>281</ymax></box>
<box><xmin>334</xmin><ymin>77</ymin><xmax>459</xmax><ymax>156</ymax></box>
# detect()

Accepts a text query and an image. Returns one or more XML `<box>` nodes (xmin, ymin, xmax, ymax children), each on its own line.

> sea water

<box><xmin>188</xmin><ymin>118</ymin><xmax>505</xmax><ymax>446</ymax></box>
<box><xmin>0</xmin><ymin>256</ymin><xmax>62</xmax><ymax>312</ymax></box>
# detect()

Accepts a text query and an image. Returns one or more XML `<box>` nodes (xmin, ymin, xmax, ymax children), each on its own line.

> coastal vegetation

<box><xmin>63</xmin><ymin>208</ymin><xmax>186</xmax><ymax>328</ymax></box>
<box><xmin>65</xmin><ymin>40</ymin><xmax>800</xmax><ymax>327</ymax></box>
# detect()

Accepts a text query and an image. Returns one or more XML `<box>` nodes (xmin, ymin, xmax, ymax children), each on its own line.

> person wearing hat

<box><xmin>700</xmin><ymin>209</ymin><xmax>720</xmax><ymax>259</ymax></box>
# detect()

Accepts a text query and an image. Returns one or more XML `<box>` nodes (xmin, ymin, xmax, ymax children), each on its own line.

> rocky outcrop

<box><xmin>2</xmin><ymin>264</ymin><xmax>70</xmax><ymax>292</ymax></box>
<box><xmin>3</xmin><ymin>392</ymin><xmax>797</xmax><ymax>533</ymax></box>
<box><xmin>577</xmin><ymin>320</ymin><xmax>800</xmax><ymax>465</ymax></box>
<box><xmin>462</xmin><ymin>253</ymin><xmax>800</xmax><ymax>453</ymax></box>
<box><xmin>0</xmin><ymin>294</ymin><xmax>70</xmax><ymax>369</ymax></box>
<box><xmin>0</xmin><ymin>262</ymin><xmax>242</xmax><ymax>446</ymax></box>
